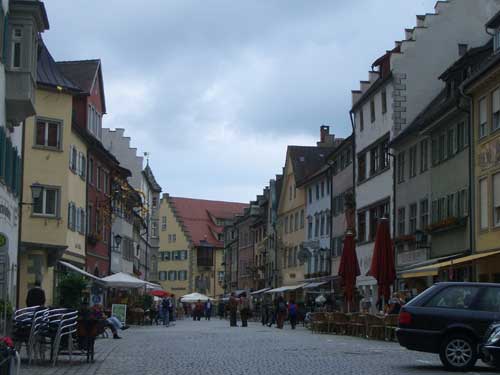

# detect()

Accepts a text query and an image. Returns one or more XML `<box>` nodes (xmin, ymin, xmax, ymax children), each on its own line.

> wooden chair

<box><xmin>347</xmin><ymin>313</ymin><xmax>367</xmax><ymax>337</ymax></box>
<box><xmin>331</xmin><ymin>312</ymin><xmax>349</xmax><ymax>335</ymax></box>
<box><xmin>366</xmin><ymin>315</ymin><xmax>385</xmax><ymax>340</ymax></box>
<box><xmin>310</xmin><ymin>313</ymin><xmax>328</xmax><ymax>334</ymax></box>
<box><xmin>384</xmin><ymin>314</ymin><xmax>399</xmax><ymax>341</ymax></box>
<box><xmin>326</xmin><ymin>313</ymin><xmax>336</xmax><ymax>334</ymax></box>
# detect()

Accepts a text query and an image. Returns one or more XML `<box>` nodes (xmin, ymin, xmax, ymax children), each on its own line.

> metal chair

<box><xmin>27</xmin><ymin>307</ymin><xmax>49</xmax><ymax>364</ymax></box>
<box><xmin>51</xmin><ymin>310</ymin><xmax>78</xmax><ymax>366</ymax></box>
<box><xmin>37</xmin><ymin>308</ymin><xmax>75</xmax><ymax>364</ymax></box>
<box><xmin>12</xmin><ymin>306</ymin><xmax>40</xmax><ymax>357</ymax></box>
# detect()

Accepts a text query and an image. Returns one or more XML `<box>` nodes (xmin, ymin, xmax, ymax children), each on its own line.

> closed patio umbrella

<box><xmin>369</xmin><ymin>217</ymin><xmax>396</xmax><ymax>304</ymax></box>
<box><xmin>337</xmin><ymin>232</ymin><xmax>360</xmax><ymax>312</ymax></box>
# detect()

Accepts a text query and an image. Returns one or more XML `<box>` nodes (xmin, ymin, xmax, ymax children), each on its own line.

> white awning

<box><xmin>265</xmin><ymin>283</ymin><xmax>309</xmax><ymax>294</ymax></box>
<box><xmin>58</xmin><ymin>261</ymin><xmax>105</xmax><ymax>284</ymax></box>
<box><xmin>145</xmin><ymin>282</ymin><xmax>162</xmax><ymax>291</ymax></box>
<box><xmin>250</xmin><ymin>288</ymin><xmax>271</xmax><ymax>295</ymax></box>
<box><xmin>303</xmin><ymin>281</ymin><xmax>328</xmax><ymax>289</ymax></box>
<box><xmin>180</xmin><ymin>292</ymin><xmax>214</xmax><ymax>303</ymax></box>
<box><xmin>101</xmin><ymin>272</ymin><xmax>148</xmax><ymax>288</ymax></box>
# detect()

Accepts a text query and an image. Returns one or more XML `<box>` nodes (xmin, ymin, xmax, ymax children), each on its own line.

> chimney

<box><xmin>320</xmin><ymin>125</ymin><xmax>329</xmax><ymax>143</ymax></box>
<box><xmin>318</xmin><ymin>125</ymin><xmax>336</xmax><ymax>147</ymax></box>
<box><xmin>458</xmin><ymin>44</ymin><xmax>468</xmax><ymax>57</ymax></box>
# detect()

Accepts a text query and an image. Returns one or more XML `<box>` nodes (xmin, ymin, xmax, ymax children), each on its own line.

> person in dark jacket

<box><xmin>26</xmin><ymin>280</ymin><xmax>45</xmax><ymax>307</ymax></box>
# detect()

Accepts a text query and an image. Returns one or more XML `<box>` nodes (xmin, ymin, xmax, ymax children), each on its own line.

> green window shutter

<box><xmin>16</xmin><ymin>154</ymin><xmax>21</xmax><ymax>197</ymax></box>
<box><xmin>0</xmin><ymin>126</ymin><xmax>4</xmax><ymax>180</ymax></box>
<box><xmin>11</xmin><ymin>147</ymin><xmax>17</xmax><ymax>194</ymax></box>
<box><xmin>4</xmin><ymin>137</ymin><xmax>11</xmax><ymax>188</ymax></box>
<box><xmin>2</xmin><ymin>13</ymin><xmax>7</xmax><ymax>65</ymax></box>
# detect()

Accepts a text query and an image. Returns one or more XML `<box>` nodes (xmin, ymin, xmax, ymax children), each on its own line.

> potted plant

<box><xmin>58</xmin><ymin>273</ymin><xmax>88</xmax><ymax>308</ymax></box>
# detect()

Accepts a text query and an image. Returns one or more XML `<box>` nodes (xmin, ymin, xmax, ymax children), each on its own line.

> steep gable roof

<box><xmin>56</xmin><ymin>59</ymin><xmax>106</xmax><ymax>113</ymax></box>
<box><xmin>37</xmin><ymin>42</ymin><xmax>81</xmax><ymax>93</ymax></box>
<box><xmin>289</xmin><ymin>146</ymin><xmax>336</xmax><ymax>187</ymax></box>
<box><xmin>142</xmin><ymin>164</ymin><xmax>162</xmax><ymax>192</ymax></box>
<box><xmin>169</xmin><ymin>197</ymin><xmax>247</xmax><ymax>247</ymax></box>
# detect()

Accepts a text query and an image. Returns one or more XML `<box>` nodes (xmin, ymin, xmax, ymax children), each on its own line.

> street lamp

<box><xmin>31</xmin><ymin>183</ymin><xmax>43</xmax><ymax>200</ymax></box>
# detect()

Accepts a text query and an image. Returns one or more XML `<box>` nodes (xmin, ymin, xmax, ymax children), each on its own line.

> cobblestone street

<box><xmin>19</xmin><ymin>319</ymin><xmax>499</xmax><ymax>375</ymax></box>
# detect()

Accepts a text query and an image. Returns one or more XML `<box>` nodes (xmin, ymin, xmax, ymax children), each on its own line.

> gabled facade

<box><xmin>58</xmin><ymin>59</ymin><xmax>118</xmax><ymax>277</ymax></box>
<box><xmin>158</xmin><ymin>194</ymin><xmax>246</xmax><ymax>298</ymax></box>
<box><xmin>277</xmin><ymin>127</ymin><xmax>337</xmax><ymax>288</ymax></box>
<box><xmin>352</xmin><ymin>0</ymin><xmax>500</xmax><ymax>298</ymax></box>
<box><xmin>391</xmin><ymin>42</ymin><xmax>492</xmax><ymax>290</ymax></box>
<box><xmin>0</xmin><ymin>0</ymin><xmax>48</xmax><ymax>308</ymax></box>
<box><xmin>19</xmin><ymin>42</ymin><xmax>82</xmax><ymax>307</ymax></box>
<box><xmin>464</xmin><ymin>11</ymin><xmax>500</xmax><ymax>282</ymax></box>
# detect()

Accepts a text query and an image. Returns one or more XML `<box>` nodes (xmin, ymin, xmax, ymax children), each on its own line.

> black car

<box><xmin>480</xmin><ymin>323</ymin><xmax>500</xmax><ymax>369</ymax></box>
<box><xmin>397</xmin><ymin>282</ymin><xmax>500</xmax><ymax>371</ymax></box>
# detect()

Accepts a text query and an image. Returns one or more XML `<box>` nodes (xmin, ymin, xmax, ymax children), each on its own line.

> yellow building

<box><xmin>158</xmin><ymin>195</ymin><xmax>190</xmax><ymax>294</ymax></box>
<box><xmin>158</xmin><ymin>194</ymin><xmax>246</xmax><ymax>298</ymax></box>
<box><xmin>464</xmin><ymin>15</ymin><xmax>500</xmax><ymax>281</ymax></box>
<box><xmin>277</xmin><ymin>147</ymin><xmax>307</xmax><ymax>286</ymax></box>
<box><xmin>19</xmin><ymin>44</ymin><xmax>85</xmax><ymax>306</ymax></box>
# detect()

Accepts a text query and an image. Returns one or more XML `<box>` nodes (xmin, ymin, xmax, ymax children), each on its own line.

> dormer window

<box><xmin>11</xmin><ymin>27</ymin><xmax>22</xmax><ymax>69</ymax></box>
<box><xmin>495</xmin><ymin>28</ymin><xmax>500</xmax><ymax>53</ymax></box>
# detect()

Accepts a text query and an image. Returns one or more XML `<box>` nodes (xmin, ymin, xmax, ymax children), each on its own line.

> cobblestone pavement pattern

<box><xmin>19</xmin><ymin>319</ymin><xmax>498</xmax><ymax>375</ymax></box>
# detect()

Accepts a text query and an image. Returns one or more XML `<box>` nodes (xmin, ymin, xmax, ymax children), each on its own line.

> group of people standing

<box><xmin>261</xmin><ymin>296</ymin><xmax>299</xmax><ymax>329</ymax></box>
<box><xmin>190</xmin><ymin>299</ymin><xmax>213</xmax><ymax>320</ymax></box>
<box><xmin>226</xmin><ymin>292</ymin><xmax>252</xmax><ymax>327</ymax></box>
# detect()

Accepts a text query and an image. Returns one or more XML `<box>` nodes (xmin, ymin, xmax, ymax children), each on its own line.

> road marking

<box><xmin>416</xmin><ymin>359</ymin><xmax>432</xmax><ymax>364</ymax></box>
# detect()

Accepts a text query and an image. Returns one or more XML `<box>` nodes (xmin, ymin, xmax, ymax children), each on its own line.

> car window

<box><xmin>475</xmin><ymin>287</ymin><xmax>500</xmax><ymax>312</ymax></box>
<box><xmin>424</xmin><ymin>286</ymin><xmax>480</xmax><ymax>309</ymax></box>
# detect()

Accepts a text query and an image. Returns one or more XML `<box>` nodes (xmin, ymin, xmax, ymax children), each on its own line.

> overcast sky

<box><xmin>43</xmin><ymin>0</ymin><xmax>436</xmax><ymax>203</ymax></box>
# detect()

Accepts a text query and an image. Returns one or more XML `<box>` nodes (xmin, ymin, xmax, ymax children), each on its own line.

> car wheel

<box><xmin>439</xmin><ymin>334</ymin><xmax>477</xmax><ymax>372</ymax></box>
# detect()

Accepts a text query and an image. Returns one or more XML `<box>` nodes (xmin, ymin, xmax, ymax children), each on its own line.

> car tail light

<box><xmin>398</xmin><ymin>311</ymin><xmax>412</xmax><ymax>325</ymax></box>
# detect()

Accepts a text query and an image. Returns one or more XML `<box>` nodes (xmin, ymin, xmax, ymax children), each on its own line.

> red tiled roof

<box><xmin>170</xmin><ymin>197</ymin><xmax>248</xmax><ymax>247</ymax></box>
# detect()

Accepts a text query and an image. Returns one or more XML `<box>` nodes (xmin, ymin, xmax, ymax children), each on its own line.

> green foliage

<box><xmin>58</xmin><ymin>273</ymin><xmax>88</xmax><ymax>308</ymax></box>
<box><xmin>0</xmin><ymin>300</ymin><xmax>12</xmax><ymax>318</ymax></box>
<box><xmin>142</xmin><ymin>294</ymin><xmax>153</xmax><ymax>310</ymax></box>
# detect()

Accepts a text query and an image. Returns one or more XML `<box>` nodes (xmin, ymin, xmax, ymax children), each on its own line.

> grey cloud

<box><xmin>43</xmin><ymin>0</ymin><xmax>437</xmax><ymax>201</ymax></box>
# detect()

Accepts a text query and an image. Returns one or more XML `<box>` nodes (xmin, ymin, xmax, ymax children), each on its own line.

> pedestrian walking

<box><xmin>240</xmin><ymin>293</ymin><xmax>250</xmax><ymax>327</ymax></box>
<box><xmin>276</xmin><ymin>296</ymin><xmax>287</xmax><ymax>329</ymax></box>
<box><xmin>262</xmin><ymin>300</ymin><xmax>270</xmax><ymax>326</ymax></box>
<box><xmin>195</xmin><ymin>300</ymin><xmax>203</xmax><ymax>320</ymax></box>
<box><xmin>218</xmin><ymin>301</ymin><xmax>225</xmax><ymax>319</ymax></box>
<box><xmin>161</xmin><ymin>297</ymin><xmax>170</xmax><ymax>326</ymax></box>
<box><xmin>204</xmin><ymin>299</ymin><xmax>213</xmax><ymax>320</ymax></box>
<box><xmin>288</xmin><ymin>299</ymin><xmax>298</xmax><ymax>330</ymax></box>
<box><xmin>228</xmin><ymin>292</ymin><xmax>238</xmax><ymax>327</ymax></box>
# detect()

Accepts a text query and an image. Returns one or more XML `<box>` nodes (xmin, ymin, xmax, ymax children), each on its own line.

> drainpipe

<box><xmin>459</xmin><ymin>85</ymin><xmax>475</xmax><ymax>280</ymax></box>
<box><xmin>348</xmin><ymin>111</ymin><xmax>356</xmax><ymax>202</ymax></box>
<box><xmin>16</xmin><ymin>121</ymin><xmax>26</xmax><ymax>309</ymax></box>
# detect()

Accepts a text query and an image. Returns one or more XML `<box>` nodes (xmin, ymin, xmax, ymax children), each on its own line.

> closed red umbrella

<box><xmin>369</xmin><ymin>218</ymin><xmax>396</xmax><ymax>303</ymax></box>
<box><xmin>149</xmin><ymin>290</ymin><xmax>170</xmax><ymax>298</ymax></box>
<box><xmin>338</xmin><ymin>232</ymin><xmax>360</xmax><ymax>311</ymax></box>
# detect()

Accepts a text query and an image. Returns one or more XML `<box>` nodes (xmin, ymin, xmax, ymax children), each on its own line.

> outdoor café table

<box><xmin>77</xmin><ymin>318</ymin><xmax>103</xmax><ymax>363</ymax></box>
